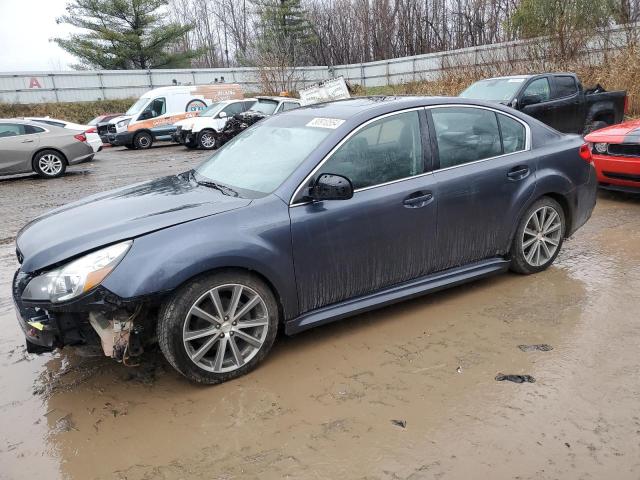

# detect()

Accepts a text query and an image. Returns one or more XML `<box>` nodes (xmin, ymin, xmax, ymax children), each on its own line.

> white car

<box><xmin>25</xmin><ymin>117</ymin><xmax>102</xmax><ymax>153</ymax></box>
<box><xmin>172</xmin><ymin>98</ymin><xmax>257</xmax><ymax>149</ymax></box>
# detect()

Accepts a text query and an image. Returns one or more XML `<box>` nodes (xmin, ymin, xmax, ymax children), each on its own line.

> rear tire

<box><xmin>158</xmin><ymin>271</ymin><xmax>279</xmax><ymax>384</ymax></box>
<box><xmin>583</xmin><ymin>120</ymin><xmax>609</xmax><ymax>135</ymax></box>
<box><xmin>133</xmin><ymin>131</ymin><xmax>153</xmax><ymax>149</ymax></box>
<box><xmin>510</xmin><ymin>197</ymin><xmax>565</xmax><ymax>274</ymax></box>
<box><xmin>33</xmin><ymin>149</ymin><xmax>67</xmax><ymax>178</ymax></box>
<box><xmin>197</xmin><ymin>129</ymin><xmax>217</xmax><ymax>150</ymax></box>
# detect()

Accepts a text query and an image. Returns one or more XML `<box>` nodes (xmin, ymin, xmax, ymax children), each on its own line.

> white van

<box><xmin>98</xmin><ymin>84</ymin><xmax>243</xmax><ymax>149</ymax></box>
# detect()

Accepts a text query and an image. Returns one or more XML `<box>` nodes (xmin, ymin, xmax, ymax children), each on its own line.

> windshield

<box><xmin>459</xmin><ymin>78</ymin><xmax>527</xmax><ymax>102</ymax></box>
<box><xmin>87</xmin><ymin>117</ymin><xmax>100</xmax><ymax>126</ymax></box>
<box><xmin>126</xmin><ymin>97</ymin><xmax>150</xmax><ymax>115</ymax></box>
<box><xmin>196</xmin><ymin>117</ymin><xmax>333</xmax><ymax>195</ymax></box>
<box><xmin>251</xmin><ymin>99</ymin><xmax>279</xmax><ymax>115</ymax></box>
<box><xmin>198</xmin><ymin>102</ymin><xmax>224</xmax><ymax>117</ymax></box>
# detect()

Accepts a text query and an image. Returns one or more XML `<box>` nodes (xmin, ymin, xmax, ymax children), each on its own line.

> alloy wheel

<box><xmin>38</xmin><ymin>154</ymin><xmax>63</xmax><ymax>176</ymax></box>
<box><xmin>521</xmin><ymin>205</ymin><xmax>562</xmax><ymax>267</ymax></box>
<box><xmin>200</xmin><ymin>132</ymin><xmax>215</xmax><ymax>148</ymax></box>
<box><xmin>182</xmin><ymin>284</ymin><xmax>269</xmax><ymax>373</ymax></box>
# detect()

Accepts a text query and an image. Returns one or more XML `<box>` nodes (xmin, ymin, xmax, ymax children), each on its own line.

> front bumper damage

<box><xmin>12</xmin><ymin>269</ymin><xmax>154</xmax><ymax>361</ymax></box>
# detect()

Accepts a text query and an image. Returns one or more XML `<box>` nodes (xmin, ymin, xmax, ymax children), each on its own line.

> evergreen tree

<box><xmin>55</xmin><ymin>0</ymin><xmax>200</xmax><ymax>70</ymax></box>
<box><xmin>251</xmin><ymin>0</ymin><xmax>316</xmax><ymax>65</ymax></box>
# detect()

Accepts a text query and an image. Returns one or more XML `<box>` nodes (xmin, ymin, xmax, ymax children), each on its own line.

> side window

<box><xmin>243</xmin><ymin>101</ymin><xmax>256</xmax><ymax>111</ymax></box>
<box><xmin>554</xmin><ymin>76</ymin><xmax>578</xmax><ymax>98</ymax></box>
<box><xmin>221</xmin><ymin>102</ymin><xmax>244</xmax><ymax>116</ymax></box>
<box><xmin>522</xmin><ymin>78</ymin><xmax>551</xmax><ymax>102</ymax></box>
<box><xmin>319</xmin><ymin>110</ymin><xmax>423</xmax><ymax>189</ymax></box>
<box><xmin>0</xmin><ymin>123</ymin><xmax>26</xmax><ymax>138</ymax></box>
<box><xmin>431</xmin><ymin>107</ymin><xmax>501</xmax><ymax>168</ymax></box>
<box><xmin>281</xmin><ymin>102</ymin><xmax>299</xmax><ymax>112</ymax></box>
<box><xmin>141</xmin><ymin>97</ymin><xmax>166</xmax><ymax>119</ymax></box>
<box><xmin>498</xmin><ymin>114</ymin><xmax>526</xmax><ymax>154</ymax></box>
<box><xmin>25</xmin><ymin>125</ymin><xmax>45</xmax><ymax>134</ymax></box>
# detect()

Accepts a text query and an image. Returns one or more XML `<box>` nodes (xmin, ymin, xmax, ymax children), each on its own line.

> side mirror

<box><xmin>309</xmin><ymin>173</ymin><xmax>353</xmax><ymax>201</ymax></box>
<box><xmin>218</xmin><ymin>111</ymin><xmax>227</xmax><ymax>118</ymax></box>
<box><xmin>520</xmin><ymin>94</ymin><xmax>542</xmax><ymax>108</ymax></box>
<box><xmin>138</xmin><ymin>110</ymin><xmax>152</xmax><ymax>120</ymax></box>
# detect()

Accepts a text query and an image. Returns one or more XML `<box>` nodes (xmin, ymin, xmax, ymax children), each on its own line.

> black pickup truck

<box><xmin>460</xmin><ymin>73</ymin><xmax>627</xmax><ymax>134</ymax></box>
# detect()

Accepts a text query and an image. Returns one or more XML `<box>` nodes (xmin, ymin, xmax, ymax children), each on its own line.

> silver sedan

<box><xmin>0</xmin><ymin>119</ymin><xmax>95</xmax><ymax>179</ymax></box>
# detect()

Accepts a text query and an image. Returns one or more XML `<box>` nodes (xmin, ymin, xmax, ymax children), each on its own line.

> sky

<box><xmin>0</xmin><ymin>0</ymin><xmax>78</xmax><ymax>71</ymax></box>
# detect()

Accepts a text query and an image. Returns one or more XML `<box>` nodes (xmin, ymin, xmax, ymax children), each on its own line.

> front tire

<box><xmin>510</xmin><ymin>197</ymin><xmax>565</xmax><ymax>274</ymax></box>
<box><xmin>33</xmin><ymin>150</ymin><xmax>67</xmax><ymax>178</ymax></box>
<box><xmin>158</xmin><ymin>271</ymin><xmax>279</xmax><ymax>384</ymax></box>
<box><xmin>197</xmin><ymin>129</ymin><xmax>218</xmax><ymax>150</ymax></box>
<box><xmin>133</xmin><ymin>131</ymin><xmax>153</xmax><ymax>149</ymax></box>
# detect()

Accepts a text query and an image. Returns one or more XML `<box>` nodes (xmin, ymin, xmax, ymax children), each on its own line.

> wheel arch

<box><xmin>508</xmin><ymin>190</ymin><xmax>572</xmax><ymax>254</ymax></box>
<box><xmin>31</xmin><ymin>147</ymin><xmax>68</xmax><ymax>166</ymax></box>
<box><xmin>164</xmin><ymin>265</ymin><xmax>287</xmax><ymax>323</ymax></box>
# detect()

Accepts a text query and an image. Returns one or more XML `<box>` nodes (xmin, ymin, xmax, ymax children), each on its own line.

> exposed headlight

<box><xmin>594</xmin><ymin>142</ymin><xmax>608</xmax><ymax>154</ymax></box>
<box><xmin>22</xmin><ymin>241</ymin><xmax>132</xmax><ymax>303</ymax></box>
<box><xmin>117</xmin><ymin>119</ymin><xmax>130</xmax><ymax>128</ymax></box>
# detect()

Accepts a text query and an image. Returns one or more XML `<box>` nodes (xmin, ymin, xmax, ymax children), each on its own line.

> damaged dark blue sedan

<box><xmin>13</xmin><ymin>97</ymin><xmax>597</xmax><ymax>384</ymax></box>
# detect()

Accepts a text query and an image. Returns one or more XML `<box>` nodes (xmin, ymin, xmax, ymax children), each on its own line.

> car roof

<box><xmin>257</xmin><ymin>96</ymin><xmax>300</xmax><ymax>102</ymax></box>
<box><xmin>279</xmin><ymin>95</ymin><xmax>540</xmax><ymax>123</ymax></box>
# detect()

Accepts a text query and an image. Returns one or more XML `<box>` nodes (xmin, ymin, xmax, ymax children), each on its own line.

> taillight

<box><xmin>579</xmin><ymin>143</ymin><xmax>593</xmax><ymax>163</ymax></box>
<box><xmin>74</xmin><ymin>133</ymin><xmax>87</xmax><ymax>142</ymax></box>
<box><xmin>85</xmin><ymin>127</ymin><xmax>96</xmax><ymax>133</ymax></box>
<box><xmin>624</xmin><ymin>95</ymin><xmax>629</xmax><ymax>115</ymax></box>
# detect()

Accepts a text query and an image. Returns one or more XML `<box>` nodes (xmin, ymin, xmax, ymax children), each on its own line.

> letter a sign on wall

<box><xmin>28</xmin><ymin>77</ymin><xmax>43</xmax><ymax>89</ymax></box>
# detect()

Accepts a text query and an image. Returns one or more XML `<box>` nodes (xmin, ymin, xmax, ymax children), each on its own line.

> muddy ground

<box><xmin>1</xmin><ymin>144</ymin><xmax>639</xmax><ymax>480</ymax></box>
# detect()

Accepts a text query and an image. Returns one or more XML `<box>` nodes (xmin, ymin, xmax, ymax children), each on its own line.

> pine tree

<box><xmin>54</xmin><ymin>0</ymin><xmax>200</xmax><ymax>70</ymax></box>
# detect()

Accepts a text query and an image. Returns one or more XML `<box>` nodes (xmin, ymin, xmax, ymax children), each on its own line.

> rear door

<box><xmin>428</xmin><ymin>106</ymin><xmax>536</xmax><ymax>271</ymax></box>
<box><xmin>289</xmin><ymin>109</ymin><xmax>439</xmax><ymax>314</ymax></box>
<box><xmin>549</xmin><ymin>75</ymin><xmax>582</xmax><ymax>133</ymax></box>
<box><xmin>0</xmin><ymin>123</ymin><xmax>41</xmax><ymax>174</ymax></box>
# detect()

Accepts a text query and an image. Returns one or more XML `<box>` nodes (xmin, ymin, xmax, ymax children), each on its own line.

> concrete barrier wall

<box><xmin>0</xmin><ymin>25</ymin><xmax>631</xmax><ymax>104</ymax></box>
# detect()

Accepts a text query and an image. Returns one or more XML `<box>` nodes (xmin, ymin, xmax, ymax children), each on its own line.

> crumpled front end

<box><xmin>12</xmin><ymin>267</ymin><xmax>154</xmax><ymax>361</ymax></box>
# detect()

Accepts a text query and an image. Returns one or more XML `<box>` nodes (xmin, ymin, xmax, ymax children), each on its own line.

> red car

<box><xmin>585</xmin><ymin>119</ymin><xmax>640</xmax><ymax>193</ymax></box>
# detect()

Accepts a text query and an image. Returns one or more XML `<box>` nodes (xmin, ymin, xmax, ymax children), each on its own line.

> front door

<box><xmin>428</xmin><ymin>106</ymin><xmax>537</xmax><ymax>271</ymax></box>
<box><xmin>289</xmin><ymin>109</ymin><xmax>439</xmax><ymax>314</ymax></box>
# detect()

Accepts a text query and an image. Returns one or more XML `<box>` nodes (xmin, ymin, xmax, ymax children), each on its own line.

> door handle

<box><xmin>507</xmin><ymin>166</ymin><xmax>530</xmax><ymax>181</ymax></box>
<box><xmin>21</xmin><ymin>139</ymin><xmax>34</xmax><ymax>143</ymax></box>
<box><xmin>403</xmin><ymin>191</ymin><xmax>433</xmax><ymax>208</ymax></box>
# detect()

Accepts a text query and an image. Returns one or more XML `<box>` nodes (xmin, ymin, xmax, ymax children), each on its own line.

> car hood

<box><xmin>105</xmin><ymin>115</ymin><xmax>132</xmax><ymax>125</ymax></box>
<box><xmin>17</xmin><ymin>173</ymin><xmax>251</xmax><ymax>272</ymax></box>
<box><xmin>585</xmin><ymin>118</ymin><xmax>640</xmax><ymax>143</ymax></box>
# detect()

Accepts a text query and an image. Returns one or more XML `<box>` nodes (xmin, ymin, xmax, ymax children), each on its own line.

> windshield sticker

<box><xmin>508</xmin><ymin>78</ymin><xmax>526</xmax><ymax>83</ymax></box>
<box><xmin>306</xmin><ymin>117</ymin><xmax>345</xmax><ymax>129</ymax></box>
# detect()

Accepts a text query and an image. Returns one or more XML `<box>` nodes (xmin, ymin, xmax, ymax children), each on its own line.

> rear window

<box><xmin>252</xmin><ymin>99</ymin><xmax>279</xmax><ymax>115</ymax></box>
<box><xmin>554</xmin><ymin>76</ymin><xmax>578</xmax><ymax>98</ymax></box>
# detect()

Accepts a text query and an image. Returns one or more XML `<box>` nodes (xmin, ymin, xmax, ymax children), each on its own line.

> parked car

<box><xmin>172</xmin><ymin>98</ymin><xmax>257</xmax><ymax>149</ymax></box>
<box><xmin>0</xmin><ymin>119</ymin><xmax>94</xmax><ymax>178</ymax></box>
<box><xmin>212</xmin><ymin>96</ymin><xmax>302</xmax><ymax>148</ymax></box>
<box><xmin>13</xmin><ymin>97</ymin><xmax>597</xmax><ymax>384</ymax></box>
<box><xmin>25</xmin><ymin>117</ymin><xmax>102</xmax><ymax>153</ymax></box>
<box><xmin>585</xmin><ymin>118</ymin><xmax>640</xmax><ymax>193</ymax></box>
<box><xmin>460</xmin><ymin>73</ymin><xmax>627</xmax><ymax>134</ymax></box>
<box><xmin>100</xmin><ymin>84</ymin><xmax>244</xmax><ymax>150</ymax></box>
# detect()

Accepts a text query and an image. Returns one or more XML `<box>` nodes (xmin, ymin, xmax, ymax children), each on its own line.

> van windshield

<box><xmin>195</xmin><ymin>116</ymin><xmax>332</xmax><ymax>196</ymax></box>
<box><xmin>126</xmin><ymin>98</ymin><xmax>150</xmax><ymax>115</ymax></box>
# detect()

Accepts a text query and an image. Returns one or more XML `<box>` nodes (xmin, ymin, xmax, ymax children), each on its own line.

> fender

<box><xmin>102</xmin><ymin>196</ymin><xmax>299</xmax><ymax>320</ymax></box>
